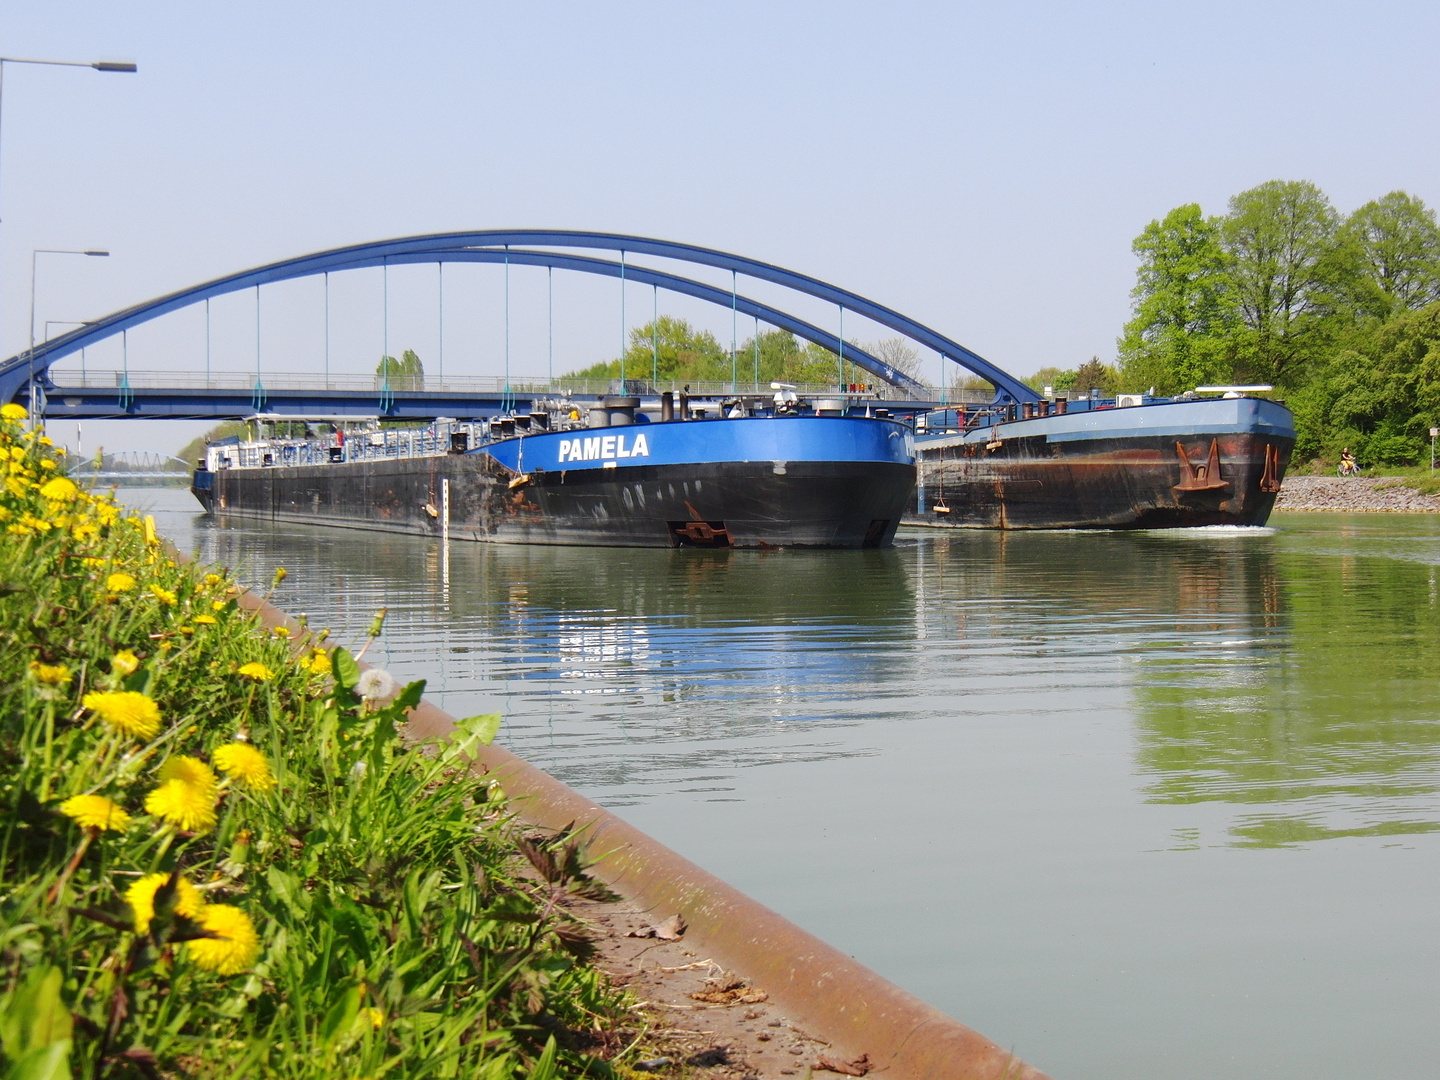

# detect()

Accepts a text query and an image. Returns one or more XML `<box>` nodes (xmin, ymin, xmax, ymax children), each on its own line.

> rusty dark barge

<box><xmin>905</xmin><ymin>394</ymin><xmax>1295</xmax><ymax>530</ymax></box>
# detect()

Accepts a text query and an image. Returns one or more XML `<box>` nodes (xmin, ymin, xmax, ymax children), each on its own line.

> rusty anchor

<box><xmin>1260</xmin><ymin>443</ymin><xmax>1283</xmax><ymax>493</ymax></box>
<box><xmin>1173</xmin><ymin>438</ymin><xmax>1231</xmax><ymax>493</ymax></box>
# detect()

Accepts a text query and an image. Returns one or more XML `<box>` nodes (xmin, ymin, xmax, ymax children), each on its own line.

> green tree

<box><xmin>1029</xmin><ymin>366</ymin><xmax>1078</xmax><ymax>393</ymax></box>
<box><xmin>1336</xmin><ymin>191</ymin><xmax>1440</xmax><ymax>319</ymax></box>
<box><xmin>1118</xmin><ymin>204</ymin><xmax>1239</xmax><ymax>393</ymax></box>
<box><xmin>1288</xmin><ymin>301</ymin><xmax>1440</xmax><ymax>464</ymax></box>
<box><xmin>1074</xmin><ymin>357</ymin><xmax>1119</xmax><ymax>396</ymax></box>
<box><xmin>377</xmin><ymin>348</ymin><xmax>424</xmax><ymax>390</ymax></box>
<box><xmin>1220</xmin><ymin>180</ymin><xmax>1342</xmax><ymax>385</ymax></box>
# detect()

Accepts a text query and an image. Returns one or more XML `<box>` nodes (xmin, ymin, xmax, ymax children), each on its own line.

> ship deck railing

<box><xmin>56</xmin><ymin>368</ymin><xmax>995</xmax><ymax>403</ymax></box>
<box><xmin>208</xmin><ymin>420</ymin><xmax>493</xmax><ymax>472</ymax></box>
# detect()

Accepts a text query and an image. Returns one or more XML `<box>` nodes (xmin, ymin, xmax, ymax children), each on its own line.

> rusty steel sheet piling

<box><xmin>236</xmin><ymin>584</ymin><xmax>1052</xmax><ymax>1080</ymax></box>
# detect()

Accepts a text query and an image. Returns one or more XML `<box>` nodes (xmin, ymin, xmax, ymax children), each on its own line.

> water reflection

<box><xmin>180</xmin><ymin>510</ymin><xmax>919</xmax><ymax>801</ymax></box>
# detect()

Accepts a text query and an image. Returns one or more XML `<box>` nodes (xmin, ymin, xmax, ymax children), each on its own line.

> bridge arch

<box><xmin>1</xmin><ymin>230</ymin><xmax>1036</xmax><ymax>406</ymax></box>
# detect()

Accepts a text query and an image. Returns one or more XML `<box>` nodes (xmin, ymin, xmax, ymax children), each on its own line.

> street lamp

<box><xmin>0</xmin><ymin>55</ymin><xmax>136</xmax><ymax>393</ymax></box>
<box><xmin>28</xmin><ymin>249</ymin><xmax>108</xmax><ymax>419</ymax></box>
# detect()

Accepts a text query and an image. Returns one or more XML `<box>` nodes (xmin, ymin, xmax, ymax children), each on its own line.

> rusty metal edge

<box><xmin>232</xmin><ymin>583</ymin><xmax>1052</xmax><ymax>1080</ymax></box>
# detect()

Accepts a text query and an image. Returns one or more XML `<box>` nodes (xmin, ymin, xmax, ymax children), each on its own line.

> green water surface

<box><xmin>138</xmin><ymin>491</ymin><xmax>1440</xmax><ymax>1080</ymax></box>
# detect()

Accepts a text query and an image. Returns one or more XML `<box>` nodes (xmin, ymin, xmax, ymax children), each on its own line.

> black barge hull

<box><xmin>193</xmin><ymin>455</ymin><xmax>914</xmax><ymax>548</ymax></box>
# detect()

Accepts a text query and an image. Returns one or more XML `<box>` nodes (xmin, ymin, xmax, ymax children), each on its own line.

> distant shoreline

<box><xmin>1275</xmin><ymin>475</ymin><xmax>1440</xmax><ymax>513</ymax></box>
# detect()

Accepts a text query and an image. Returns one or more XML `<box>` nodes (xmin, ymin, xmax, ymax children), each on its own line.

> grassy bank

<box><xmin>0</xmin><ymin>404</ymin><xmax>637</xmax><ymax>1078</ymax></box>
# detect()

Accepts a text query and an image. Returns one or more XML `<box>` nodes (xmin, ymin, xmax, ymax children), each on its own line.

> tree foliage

<box><xmin>376</xmin><ymin>348</ymin><xmax>424</xmax><ymax>390</ymax></box>
<box><xmin>1116</xmin><ymin>180</ymin><xmax>1440</xmax><ymax>464</ymax></box>
<box><xmin>567</xmin><ymin>318</ymin><xmax>854</xmax><ymax>387</ymax></box>
<box><xmin>1118</xmin><ymin>204</ymin><xmax>1239</xmax><ymax>393</ymax></box>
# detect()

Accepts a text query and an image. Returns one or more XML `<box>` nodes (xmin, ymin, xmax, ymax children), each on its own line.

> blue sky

<box><xmin>4</xmin><ymin>0</ymin><xmax>1438</xmax><ymax>453</ymax></box>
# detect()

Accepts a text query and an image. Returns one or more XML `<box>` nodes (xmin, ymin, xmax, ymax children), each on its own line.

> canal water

<box><xmin>134</xmin><ymin>488</ymin><xmax>1440</xmax><ymax>1080</ymax></box>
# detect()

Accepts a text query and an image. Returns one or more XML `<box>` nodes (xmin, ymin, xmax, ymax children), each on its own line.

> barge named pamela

<box><xmin>191</xmin><ymin>394</ymin><xmax>916</xmax><ymax>548</ymax></box>
<box><xmin>906</xmin><ymin>388</ymin><xmax>1295</xmax><ymax>530</ymax></box>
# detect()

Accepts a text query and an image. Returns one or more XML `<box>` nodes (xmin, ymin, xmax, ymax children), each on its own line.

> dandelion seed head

<box><xmin>356</xmin><ymin>668</ymin><xmax>397</xmax><ymax>703</ymax></box>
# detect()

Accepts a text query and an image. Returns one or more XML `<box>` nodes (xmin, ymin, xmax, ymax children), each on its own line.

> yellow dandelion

<box><xmin>111</xmin><ymin>649</ymin><xmax>140</xmax><ymax>676</ymax></box>
<box><xmin>194</xmin><ymin>614</ymin><xmax>217</xmax><ymax>626</ymax></box>
<box><xmin>106</xmin><ymin>572</ymin><xmax>136</xmax><ymax>593</ymax></box>
<box><xmin>58</xmin><ymin>794</ymin><xmax>131</xmax><ymax>832</ymax></box>
<box><xmin>236</xmin><ymin>662</ymin><xmax>273</xmax><ymax>682</ymax></box>
<box><xmin>126</xmin><ymin>872</ymin><xmax>204</xmax><ymax>933</ymax></box>
<box><xmin>203</xmin><ymin>573</ymin><xmax>223</xmax><ymax>587</ymax></box>
<box><xmin>211</xmin><ymin>600</ymin><xmax>227</xmax><ymax>612</ymax></box>
<box><xmin>0</xmin><ymin>403</ymin><xmax>26</xmax><ymax>421</ymax></box>
<box><xmin>39</xmin><ymin>476</ymin><xmax>78</xmax><ymax>501</ymax></box>
<box><xmin>158</xmin><ymin>755</ymin><xmax>218</xmax><ymax>794</ymax></box>
<box><xmin>149</xmin><ymin>585</ymin><xmax>178</xmax><ymax>606</ymax></box>
<box><xmin>186</xmin><ymin>904</ymin><xmax>259</xmax><ymax>974</ymax></box>
<box><xmin>213</xmin><ymin>743</ymin><xmax>275</xmax><ymax>791</ymax></box>
<box><xmin>37</xmin><ymin>435</ymin><xmax>53</xmax><ymax>447</ymax></box>
<box><xmin>145</xmin><ymin>780</ymin><xmax>218</xmax><ymax>834</ymax></box>
<box><xmin>359</xmin><ymin>1007</ymin><xmax>384</xmax><ymax>1029</ymax></box>
<box><xmin>38</xmin><ymin>458</ymin><xmax>57</xmax><ymax>470</ymax></box>
<box><xmin>29</xmin><ymin>661</ymin><xmax>72</xmax><ymax>686</ymax></box>
<box><xmin>83</xmin><ymin>690</ymin><xmax>161</xmax><ymax>740</ymax></box>
<box><xmin>72</xmin><ymin>522</ymin><xmax>100</xmax><ymax>541</ymax></box>
<box><xmin>81</xmin><ymin>556</ymin><xmax>107</xmax><ymax>568</ymax></box>
<box><xmin>307</xmin><ymin>649</ymin><xmax>332</xmax><ymax>676</ymax></box>
<box><xmin>271</xmin><ymin>626</ymin><xmax>290</xmax><ymax>638</ymax></box>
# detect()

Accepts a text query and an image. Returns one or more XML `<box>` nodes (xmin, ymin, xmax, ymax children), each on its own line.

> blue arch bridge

<box><xmin>0</xmin><ymin>230</ymin><xmax>1038</xmax><ymax>422</ymax></box>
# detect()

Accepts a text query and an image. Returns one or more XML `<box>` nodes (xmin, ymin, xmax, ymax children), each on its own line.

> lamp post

<box><xmin>0</xmin><ymin>55</ymin><xmax>136</xmax><ymax>402</ymax></box>
<box><xmin>28</xmin><ymin>249</ymin><xmax>108</xmax><ymax>420</ymax></box>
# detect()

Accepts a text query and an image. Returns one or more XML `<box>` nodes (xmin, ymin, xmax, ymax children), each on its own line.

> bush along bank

<box><xmin>0</xmin><ymin>403</ymin><xmax>637</xmax><ymax>1079</ymax></box>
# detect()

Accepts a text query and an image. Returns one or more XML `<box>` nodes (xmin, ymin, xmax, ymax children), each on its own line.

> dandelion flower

<box><xmin>111</xmin><ymin>649</ymin><xmax>140</xmax><ymax>676</ymax></box>
<box><xmin>149</xmin><ymin>585</ymin><xmax>178</xmax><ymax>606</ymax></box>
<box><xmin>106</xmin><ymin>572</ymin><xmax>137</xmax><ymax>593</ymax></box>
<box><xmin>186</xmin><ymin>904</ymin><xmax>259</xmax><ymax>974</ymax></box>
<box><xmin>356</xmin><ymin>668</ymin><xmax>397</xmax><ymax>703</ymax></box>
<box><xmin>39</xmin><ymin>476</ymin><xmax>78</xmax><ymax>502</ymax></box>
<box><xmin>211</xmin><ymin>600</ymin><xmax>227</xmax><ymax>612</ymax></box>
<box><xmin>126</xmin><ymin>872</ymin><xmax>204</xmax><ymax>933</ymax></box>
<box><xmin>0</xmin><ymin>403</ymin><xmax>26</xmax><ymax>421</ymax></box>
<box><xmin>213</xmin><ymin>743</ymin><xmax>275</xmax><ymax>791</ymax></box>
<box><xmin>29</xmin><ymin>661</ymin><xmax>72</xmax><ymax>686</ymax></box>
<box><xmin>271</xmin><ymin>625</ymin><xmax>290</xmax><ymax>638</ymax></box>
<box><xmin>158</xmin><ymin>755</ymin><xmax>218</xmax><ymax>794</ymax></box>
<box><xmin>145</xmin><ymin>779</ymin><xmax>218</xmax><ymax>833</ymax></box>
<box><xmin>58</xmin><ymin>794</ymin><xmax>130</xmax><ymax>832</ymax></box>
<box><xmin>83</xmin><ymin>690</ymin><xmax>161</xmax><ymax>740</ymax></box>
<box><xmin>203</xmin><ymin>573</ymin><xmax>223</xmax><ymax>587</ymax></box>
<box><xmin>236</xmin><ymin>662</ymin><xmax>272</xmax><ymax>682</ymax></box>
<box><xmin>359</xmin><ymin>1007</ymin><xmax>384</xmax><ymax>1029</ymax></box>
<box><xmin>307</xmin><ymin>649</ymin><xmax>332</xmax><ymax>676</ymax></box>
<box><xmin>194</xmin><ymin>614</ymin><xmax>217</xmax><ymax>626</ymax></box>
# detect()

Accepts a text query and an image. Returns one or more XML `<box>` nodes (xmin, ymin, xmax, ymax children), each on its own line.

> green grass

<box><xmin>0</xmin><ymin>406</ymin><xmax>639</xmax><ymax>1079</ymax></box>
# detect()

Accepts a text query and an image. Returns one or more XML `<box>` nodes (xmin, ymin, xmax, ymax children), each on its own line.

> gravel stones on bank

<box><xmin>1276</xmin><ymin>475</ymin><xmax>1440</xmax><ymax>512</ymax></box>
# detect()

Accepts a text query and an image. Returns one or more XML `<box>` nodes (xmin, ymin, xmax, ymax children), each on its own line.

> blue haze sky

<box><xmin>3</xmin><ymin>0</ymin><xmax>1437</xmax><ymax>453</ymax></box>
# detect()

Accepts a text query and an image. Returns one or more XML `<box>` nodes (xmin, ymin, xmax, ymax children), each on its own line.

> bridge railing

<box><xmin>46</xmin><ymin>368</ymin><xmax>994</xmax><ymax>404</ymax></box>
